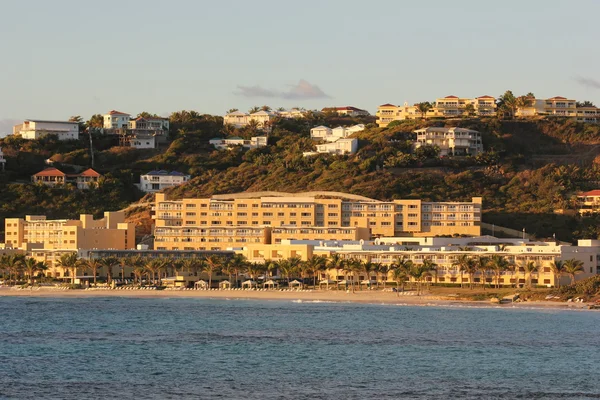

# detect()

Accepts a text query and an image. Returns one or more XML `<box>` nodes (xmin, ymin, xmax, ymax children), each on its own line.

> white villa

<box><xmin>0</xmin><ymin>146</ymin><xmax>5</xmax><ymax>171</ymax></box>
<box><xmin>304</xmin><ymin>138</ymin><xmax>358</xmax><ymax>156</ymax></box>
<box><xmin>414</xmin><ymin>127</ymin><xmax>483</xmax><ymax>156</ymax></box>
<box><xmin>223</xmin><ymin>111</ymin><xmax>275</xmax><ymax>128</ymax></box>
<box><xmin>209</xmin><ymin>136</ymin><xmax>268</xmax><ymax>150</ymax></box>
<box><xmin>12</xmin><ymin>120</ymin><xmax>79</xmax><ymax>141</ymax></box>
<box><xmin>129</xmin><ymin>116</ymin><xmax>169</xmax><ymax>132</ymax></box>
<box><xmin>322</xmin><ymin>106</ymin><xmax>370</xmax><ymax>117</ymax></box>
<box><xmin>137</xmin><ymin>170</ymin><xmax>191</xmax><ymax>193</ymax></box>
<box><xmin>310</xmin><ymin>124</ymin><xmax>365</xmax><ymax>142</ymax></box>
<box><xmin>103</xmin><ymin>110</ymin><xmax>130</xmax><ymax>130</ymax></box>
<box><xmin>277</xmin><ymin>108</ymin><xmax>305</xmax><ymax>118</ymax></box>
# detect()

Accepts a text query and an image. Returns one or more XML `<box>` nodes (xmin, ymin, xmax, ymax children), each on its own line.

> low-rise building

<box><xmin>128</xmin><ymin>116</ymin><xmax>169</xmax><ymax>132</ymax></box>
<box><xmin>322</xmin><ymin>106</ymin><xmax>370</xmax><ymax>117</ymax></box>
<box><xmin>32</xmin><ymin>167</ymin><xmax>102</xmax><ymax>188</ymax></box>
<box><xmin>310</xmin><ymin>124</ymin><xmax>364</xmax><ymax>142</ymax></box>
<box><xmin>138</xmin><ymin>170</ymin><xmax>190</xmax><ymax>193</ymax></box>
<box><xmin>376</xmin><ymin>96</ymin><xmax>497</xmax><ymax>127</ymax></box>
<box><xmin>314</xmin><ymin>138</ymin><xmax>358</xmax><ymax>155</ymax></box>
<box><xmin>4</xmin><ymin>212</ymin><xmax>135</xmax><ymax>276</ymax></box>
<box><xmin>223</xmin><ymin>110</ymin><xmax>275</xmax><ymax>128</ymax></box>
<box><xmin>13</xmin><ymin>120</ymin><xmax>79</xmax><ymax>141</ymax></box>
<box><xmin>209</xmin><ymin>136</ymin><xmax>268</xmax><ymax>150</ymax></box>
<box><xmin>414</xmin><ymin>127</ymin><xmax>483</xmax><ymax>156</ymax></box>
<box><xmin>237</xmin><ymin>236</ymin><xmax>599</xmax><ymax>288</ymax></box>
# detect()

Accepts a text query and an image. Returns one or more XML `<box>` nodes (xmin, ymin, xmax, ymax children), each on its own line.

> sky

<box><xmin>1</xmin><ymin>0</ymin><xmax>599</xmax><ymax>134</ymax></box>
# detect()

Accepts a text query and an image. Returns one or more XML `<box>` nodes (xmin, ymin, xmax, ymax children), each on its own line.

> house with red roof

<box><xmin>576</xmin><ymin>190</ymin><xmax>600</xmax><ymax>214</ymax></box>
<box><xmin>76</xmin><ymin>168</ymin><xmax>102</xmax><ymax>189</ymax></box>
<box><xmin>32</xmin><ymin>167</ymin><xmax>102</xmax><ymax>189</ymax></box>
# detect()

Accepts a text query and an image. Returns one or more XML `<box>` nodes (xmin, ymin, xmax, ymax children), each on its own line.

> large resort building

<box><xmin>3</xmin><ymin>212</ymin><xmax>135</xmax><ymax>277</ymax></box>
<box><xmin>376</xmin><ymin>95</ymin><xmax>600</xmax><ymax>127</ymax></box>
<box><xmin>152</xmin><ymin>192</ymin><xmax>482</xmax><ymax>251</ymax></box>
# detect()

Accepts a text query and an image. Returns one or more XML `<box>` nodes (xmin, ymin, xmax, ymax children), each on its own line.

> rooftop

<box><xmin>145</xmin><ymin>170</ymin><xmax>188</xmax><ymax>176</ymax></box>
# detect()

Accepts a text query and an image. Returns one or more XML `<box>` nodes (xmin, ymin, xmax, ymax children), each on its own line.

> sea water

<box><xmin>0</xmin><ymin>297</ymin><xmax>599</xmax><ymax>399</ymax></box>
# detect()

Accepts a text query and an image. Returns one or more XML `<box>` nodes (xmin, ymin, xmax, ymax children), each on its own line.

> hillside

<box><xmin>2</xmin><ymin>112</ymin><xmax>600</xmax><ymax>242</ymax></box>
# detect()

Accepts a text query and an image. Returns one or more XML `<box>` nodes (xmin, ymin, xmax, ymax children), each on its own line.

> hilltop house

<box><xmin>103</xmin><ymin>110</ymin><xmax>131</xmax><ymax>130</ymax></box>
<box><xmin>414</xmin><ymin>127</ymin><xmax>483</xmax><ymax>156</ymax></box>
<box><xmin>12</xmin><ymin>120</ymin><xmax>79</xmax><ymax>141</ymax></box>
<box><xmin>137</xmin><ymin>170</ymin><xmax>191</xmax><ymax>193</ymax></box>
<box><xmin>310</xmin><ymin>124</ymin><xmax>364</xmax><ymax>142</ymax></box>
<box><xmin>321</xmin><ymin>106</ymin><xmax>370</xmax><ymax>117</ymax></box>
<box><xmin>209</xmin><ymin>136</ymin><xmax>268</xmax><ymax>150</ymax></box>
<box><xmin>32</xmin><ymin>167</ymin><xmax>102</xmax><ymax>188</ymax></box>
<box><xmin>223</xmin><ymin>110</ymin><xmax>276</xmax><ymax>128</ymax></box>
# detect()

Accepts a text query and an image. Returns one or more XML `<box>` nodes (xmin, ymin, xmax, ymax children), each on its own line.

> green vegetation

<box><xmin>4</xmin><ymin>109</ymin><xmax>600</xmax><ymax>242</ymax></box>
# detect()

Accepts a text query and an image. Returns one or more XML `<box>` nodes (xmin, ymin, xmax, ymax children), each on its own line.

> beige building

<box><xmin>376</xmin><ymin>96</ymin><xmax>497</xmax><ymax>127</ymax></box>
<box><xmin>4</xmin><ymin>212</ymin><xmax>135</xmax><ymax>276</ymax></box>
<box><xmin>152</xmin><ymin>192</ymin><xmax>482</xmax><ymax>251</ymax></box>
<box><xmin>13</xmin><ymin>119</ymin><xmax>79</xmax><ymax>141</ymax></box>
<box><xmin>576</xmin><ymin>190</ymin><xmax>600</xmax><ymax>214</ymax></box>
<box><xmin>414</xmin><ymin>127</ymin><xmax>483</xmax><ymax>156</ymax></box>
<box><xmin>237</xmin><ymin>236</ymin><xmax>599</xmax><ymax>288</ymax></box>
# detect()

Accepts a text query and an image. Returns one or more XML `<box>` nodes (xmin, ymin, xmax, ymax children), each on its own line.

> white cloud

<box><xmin>235</xmin><ymin>79</ymin><xmax>331</xmax><ymax>99</ymax></box>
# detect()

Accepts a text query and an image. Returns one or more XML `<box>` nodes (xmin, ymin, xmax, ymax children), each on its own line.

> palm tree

<box><xmin>99</xmin><ymin>257</ymin><xmax>120</xmax><ymax>285</ymax></box>
<box><xmin>4</xmin><ymin>254</ymin><xmax>25</xmax><ymax>285</ymax></box>
<box><xmin>415</xmin><ymin>102</ymin><xmax>432</xmax><ymax>119</ymax></box>
<box><xmin>488</xmin><ymin>255</ymin><xmax>510</xmax><ymax>289</ymax></box>
<box><xmin>56</xmin><ymin>253</ymin><xmax>79</xmax><ymax>284</ymax></box>
<box><xmin>549</xmin><ymin>260</ymin><xmax>564</xmax><ymax>288</ymax></box>
<box><xmin>474</xmin><ymin>256</ymin><xmax>490</xmax><ymax>290</ymax></box>
<box><xmin>326</xmin><ymin>253</ymin><xmax>346</xmax><ymax>283</ymax></box>
<box><xmin>82</xmin><ymin>258</ymin><xmax>103</xmax><ymax>286</ymax></box>
<box><xmin>421</xmin><ymin>259</ymin><xmax>438</xmax><ymax>287</ymax></box>
<box><xmin>523</xmin><ymin>261</ymin><xmax>539</xmax><ymax>289</ymax></box>
<box><xmin>260</xmin><ymin>105</ymin><xmax>272</xmax><ymax>112</ymax></box>
<box><xmin>227</xmin><ymin>254</ymin><xmax>248</xmax><ymax>288</ymax></box>
<box><xmin>562</xmin><ymin>259</ymin><xmax>584</xmax><ymax>285</ymax></box>
<box><xmin>462</xmin><ymin>258</ymin><xmax>477</xmax><ymax>290</ymax></box>
<box><xmin>203</xmin><ymin>255</ymin><xmax>222</xmax><ymax>289</ymax></box>
<box><xmin>305</xmin><ymin>255</ymin><xmax>327</xmax><ymax>288</ymax></box>
<box><xmin>23</xmin><ymin>257</ymin><xmax>42</xmax><ymax>285</ymax></box>
<box><xmin>452</xmin><ymin>254</ymin><xmax>471</xmax><ymax>288</ymax></box>
<box><xmin>409</xmin><ymin>262</ymin><xmax>435</xmax><ymax>295</ymax></box>
<box><xmin>245</xmin><ymin>262</ymin><xmax>264</xmax><ymax>282</ymax></box>
<box><xmin>277</xmin><ymin>259</ymin><xmax>294</xmax><ymax>287</ymax></box>
<box><xmin>360</xmin><ymin>260</ymin><xmax>375</xmax><ymax>290</ymax></box>
<box><xmin>391</xmin><ymin>258</ymin><xmax>413</xmax><ymax>293</ymax></box>
<box><xmin>248</xmin><ymin>106</ymin><xmax>261</xmax><ymax>114</ymax></box>
<box><xmin>226</xmin><ymin>108</ymin><xmax>239</xmax><ymax>114</ymax></box>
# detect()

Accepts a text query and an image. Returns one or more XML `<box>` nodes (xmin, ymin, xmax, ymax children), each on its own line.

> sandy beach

<box><xmin>0</xmin><ymin>286</ymin><xmax>594</xmax><ymax>310</ymax></box>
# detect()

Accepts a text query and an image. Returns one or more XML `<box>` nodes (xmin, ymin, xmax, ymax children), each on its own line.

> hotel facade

<box><xmin>377</xmin><ymin>95</ymin><xmax>600</xmax><ymax>127</ymax></box>
<box><xmin>152</xmin><ymin>192</ymin><xmax>482</xmax><ymax>251</ymax></box>
<box><xmin>3</xmin><ymin>212</ymin><xmax>135</xmax><ymax>277</ymax></box>
<box><xmin>240</xmin><ymin>236</ymin><xmax>600</xmax><ymax>288</ymax></box>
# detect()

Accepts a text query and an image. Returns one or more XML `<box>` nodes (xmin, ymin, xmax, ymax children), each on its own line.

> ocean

<box><xmin>0</xmin><ymin>297</ymin><xmax>599</xmax><ymax>399</ymax></box>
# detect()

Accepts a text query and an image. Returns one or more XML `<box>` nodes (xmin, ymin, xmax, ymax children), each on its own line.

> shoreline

<box><xmin>0</xmin><ymin>287</ymin><xmax>594</xmax><ymax>311</ymax></box>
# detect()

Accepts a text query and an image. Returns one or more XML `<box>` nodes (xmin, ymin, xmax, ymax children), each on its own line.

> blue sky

<box><xmin>1</xmin><ymin>0</ymin><xmax>599</xmax><ymax>133</ymax></box>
